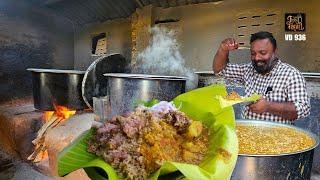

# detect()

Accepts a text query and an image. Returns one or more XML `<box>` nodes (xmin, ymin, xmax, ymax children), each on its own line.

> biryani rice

<box><xmin>88</xmin><ymin>107</ymin><xmax>209</xmax><ymax>179</ymax></box>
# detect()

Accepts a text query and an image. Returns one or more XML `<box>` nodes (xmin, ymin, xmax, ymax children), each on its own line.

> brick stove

<box><xmin>0</xmin><ymin>98</ymin><xmax>95</xmax><ymax>179</ymax></box>
<box><xmin>0</xmin><ymin>54</ymin><xmax>127</xmax><ymax>179</ymax></box>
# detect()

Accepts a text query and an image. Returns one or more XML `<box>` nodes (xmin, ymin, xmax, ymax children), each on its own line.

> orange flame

<box><xmin>34</xmin><ymin>149</ymin><xmax>49</xmax><ymax>163</ymax></box>
<box><xmin>53</xmin><ymin>104</ymin><xmax>76</xmax><ymax>120</ymax></box>
<box><xmin>37</xmin><ymin>104</ymin><xmax>76</xmax><ymax>162</ymax></box>
<box><xmin>43</xmin><ymin>111</ymin><xmax>54</xmax><ymax>122</ymax></box>
<box><xmin>43</xmin><ymin>104</ymin><xmax>76</xmax><ymax>122</ymax></box>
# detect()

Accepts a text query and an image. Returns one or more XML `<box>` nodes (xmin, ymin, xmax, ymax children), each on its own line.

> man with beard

<box><xmin>212</xmin><ymin>31</ymin><xmax>310</xmax><ymax>124</ymax></box>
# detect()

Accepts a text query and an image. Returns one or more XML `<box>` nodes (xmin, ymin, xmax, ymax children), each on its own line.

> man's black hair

<box><xmin>250</xmin><ymin>31</ymin><xmax>277</xmax><ymax>50</ymax></box>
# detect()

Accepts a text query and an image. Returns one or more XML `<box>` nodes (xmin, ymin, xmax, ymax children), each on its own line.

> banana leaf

<box><xmin>215</xmin><ymin>93</ymin><xmax>261</xmax><ymax>109</ymax></box>
<box><xmin>58</xmin><ymin>84</ymin><xmax>238</xmax><ymax>180</ymax></box>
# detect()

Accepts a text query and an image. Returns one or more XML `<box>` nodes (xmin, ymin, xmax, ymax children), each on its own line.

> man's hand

<box><xmin>213</xmin><ymin>38</ymin><xmax>239</xmax><ymax>73</ymax></box>
<box><xmin>248</xmin><ymin>98</ymin><xmax>298</xmax><ymax>120</ymax></box>
<box><xmin>248</xmin><ymin>98</ymin><xmax>270</xmax><ymax>114</ymax></box>
<box><xmin>220</xmin><ymin>38</ymin><xmax>239</xmax><ymax>52</ymax></box>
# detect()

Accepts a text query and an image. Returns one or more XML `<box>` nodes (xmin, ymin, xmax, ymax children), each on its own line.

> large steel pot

<box><xmin>27</xmin><ymin>68</ymin><xmax>87</xmax><ymax>110</ymax></box>
<box><xmin>194</xmin><ymin>71</ymin><xmax>225</xmax><ymax>87</ymax></box>
<box><xmin>103</xmin><ymin>73</ymin><xmax>186</xmax><ymax>117</ymax></box>
<box><xmin>231</xmin><ymin>120</ymin><xmax>319</xmax><ymax>180</ymax></box>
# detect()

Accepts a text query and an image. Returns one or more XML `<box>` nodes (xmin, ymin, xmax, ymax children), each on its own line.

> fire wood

<box><xmin>27</xmin><ymin>140</ymin><xmax>46</xmax><ymax>162</ymax></box>
<box><xmin>29</xmin><ymin>115</ymin><xmax>62</xmax><ymax>162</ymax></box>
<box><xmin>51</xmin><ymin>117</ymin><xmax>64</xmax><ymax>128</ymax></box>
<box><xmin>29</xmin><ymin>105</ymin><xmax>76</xmax><ymax>163</ymax></box>
<box><xmin>33</xmin><ymin>116</ymin><xmax>59</xmax><ymax>144</ymax></box>
<box><xmin>34</xmin><ymin>149</ymin><xmax>48</xmax><ymax>163</ymax></box>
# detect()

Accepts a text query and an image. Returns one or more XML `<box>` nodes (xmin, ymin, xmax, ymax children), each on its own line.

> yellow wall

<box><xmin>74</xmin><ymin>0</ymin><xmax>320</xmax><ymax>72</ymax></box>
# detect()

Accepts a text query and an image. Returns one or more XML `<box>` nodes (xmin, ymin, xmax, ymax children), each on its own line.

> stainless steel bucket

<box><xmin>231</xmin><ymin>120</ymin><xmax>319</xmax><ymax>180</ymax></box>
<box><xmin>27</xmin><ymin>68</ymin><xmax>87</xmax><ymax>110</ymax></box>
<box><xmin>103</xmin><ymin>73</ymin><xmax>186</xmax><ymax>118</ymax></box>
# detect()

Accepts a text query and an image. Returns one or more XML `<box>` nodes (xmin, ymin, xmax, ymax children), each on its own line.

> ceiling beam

<box><xmin>45</xmin><ymin>0</ymin><xmax>67</xmax><ymax>6</ymax></box>
<box><xmin>134</xmin><ymin>0</ymin><xmax>144</xmax><ymax>8</ymax></box>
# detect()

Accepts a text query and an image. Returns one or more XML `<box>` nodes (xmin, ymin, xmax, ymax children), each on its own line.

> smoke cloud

<box><xmin>134</xmin><ymin>26</ymin><xmax>197</xmax><ymax>90</ymax></box>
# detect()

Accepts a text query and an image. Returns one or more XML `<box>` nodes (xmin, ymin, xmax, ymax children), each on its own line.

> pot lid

<box><xmin>27</xmin><ymin>68</ymin><xmax>85</xmax><ymax>74</ymax></box>
<box><xmin>103</xmin><ymin>73</ymin><xmax>187</xmax><ymax>81</ymax></box>
<box><xmin>82</xmin><ymin>53</ymin><xmax>129</xmax><ymax>109</ymax></box>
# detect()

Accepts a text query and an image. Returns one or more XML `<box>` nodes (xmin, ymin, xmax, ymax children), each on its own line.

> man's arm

<box><xmin>213</xmin><ymin>38</ymin><xmax>239</xmax><ymax>74</ymax></box>
<box><xmin>249</xmin><ymin>99</ymin><xmax>297</xmax><ymax>120</ymax></box>
<box><xmin>249</xmin><ymin>71</ymin><xmax>310</xmax><ymax>121</ymax></box>
<box><xmin>267</xmin><ymin>102</ymin><xmax>298</xmax><ymax>120</ymax></box>
<box><xmin>287</xmin><ymin>72</ymin><xmax>311</xmax><ymax>119</ymax></box>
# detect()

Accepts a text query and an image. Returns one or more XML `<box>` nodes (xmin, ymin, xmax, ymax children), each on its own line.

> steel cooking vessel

<box><xmin>194</xmin><ymin>71</ymin><xmax>225</xmax><ymax>87</ymax></box>
<box><xmin>103</xmin><ymin>73</ymin><xmax>186</xmax><ymax>118</ymax></box>
<box><xmin>27</xmin><ymin>68</ymin><xmax>87</xmax><ymax>110</ymax></box>
<box><xmin>231</xmin><ymin>120</ymin><xmax>319</xmax><ymax>180</ymax></box>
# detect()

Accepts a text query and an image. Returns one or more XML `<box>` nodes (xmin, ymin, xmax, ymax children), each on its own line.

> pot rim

<box><xmin>103</xmin><ymin>73</ymin><xmax>187</xmax><ymax>81</ymax></box>
<box><xmin>236</xmin><ymin>119</ymin><xmax>319</xmax><ymax>157</ymax></box>
<box><xmin>194</xmin><ymin>71</ymin><xmax>215</xmax><ymax>75</ymax></box>
<box><xmin>27</xmin><ymin>68</ymin><xmax>85</xmax><ymax>74</ymax></box>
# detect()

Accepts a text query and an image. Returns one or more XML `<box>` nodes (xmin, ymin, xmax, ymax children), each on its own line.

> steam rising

<box><xmin>134</xmin><ymin>26</ymin><xmax>197</xmax><ymax>90</ymax></box>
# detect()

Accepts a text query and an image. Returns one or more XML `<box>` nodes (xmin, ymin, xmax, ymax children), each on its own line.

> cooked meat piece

<box><xmin>87</xmin><ymin>106</ymin><xmax>209</xmax><ymax>180</ymax></box>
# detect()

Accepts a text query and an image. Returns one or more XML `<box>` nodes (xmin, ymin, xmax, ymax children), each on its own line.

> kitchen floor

<box><xmin>0</xmin><ymin>149</ymin><xmax>51</xmax><ymax>180</ymax></box>
<box><xmin>311</xmin><ymin>173</ymin><xmax>320</xmax><ymax>180</ymax></box>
